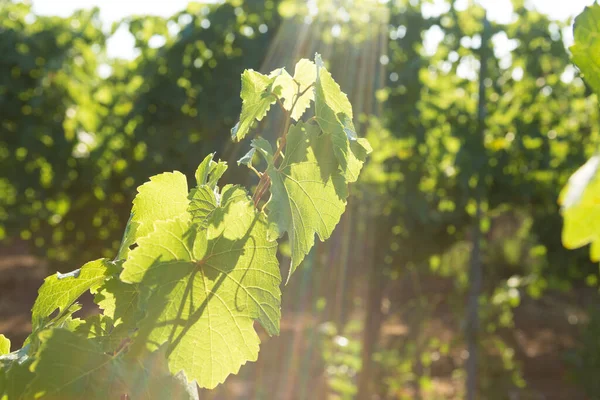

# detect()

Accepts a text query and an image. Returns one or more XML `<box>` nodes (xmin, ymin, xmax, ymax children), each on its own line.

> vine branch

<box><xmin>252</xmin><ymin>83</ymin><xmax>314</xmax><ymax>208</ymax></box>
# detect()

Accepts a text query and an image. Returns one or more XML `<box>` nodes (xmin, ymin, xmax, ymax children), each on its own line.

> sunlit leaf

<box><xmin>231</xmin><ymin>70</ymin><xmax>278</xmax><ymax>141</ymax></box>
<box><xmin>560</xmin><ymin>155</ymin><xmax>600</xmax><ymax>261</ymax></box>
<box><xmin>118</xmin><ymin>171</ymin><xmax>190</xmax><ymax>259</ymax></box>
<box><xmin>25</xmin><ymin>329</ymin><xmax>193</xmax><ymax>399</ymax></box>
<box><xmin>265</xmin><ymin>121</ymin><xmax>348</xmax><ymax>280</ymax></box>
<box><xmin>571</xmin><ymin>4</ymin><xmax>600</xmax><ymax>97</ymax></box>
<box><xmin>314</xmin><ymin>54</ymin><xmax>371</xmax><ymax>182</ymax></box>
<box><xmin>31</xmin><ymin>258</ymin><xmax>115</xmax><ymax>330</ymax></box>
<box><xmin>121</xmin><ymin>190</ymin><xmax>281</xmax><ymax>389</ymax></box>
<box><xmin>0</xmin><ymin>335</ymin><xmax>9</xmax><ymax>356</ymax></box>
<box><xmin>272</xmin><ymin>59</ymin><xmax>317</xmax><ymax>121</ymax></box>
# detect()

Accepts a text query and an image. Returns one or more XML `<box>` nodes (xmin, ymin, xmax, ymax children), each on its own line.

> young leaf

<box><xmin>0</xmin><ymin>335</ymin><xmax>9</xmax><ymax>355</ymax></box>
<box><xmin>31</xmin><ymin>258</ymin><xmax>115</xmax><ymax>330</ymax></box>
<box><xmin>237</xmin><ymin>147</ymin><xmax>256</xmax><ymax>167</ymax></box>
<box><xmin>231</xmin><ymin>70</ymin><xmax>279</xmax><ymax>141</ymax></box>
<box><xmin>266</xmin><ymin>121</ymin><xmax>348</xmax><ymax>280</ymax></box>
<box><xmin>273</xmin><ymin>59</ymin><xmax>317</xmax><ymax>120</ymax></box>
<box><xmin>314</xmin><ymin>54</ymin><xmax>371</xmax><ymax>182</ymax></box>
<box><xmin>121</xmin><ymin>191</ymin><xmax>281</xmax><ymax>389</ymax></box>
<box><xmin>25</xmin><ymin>329</ymin><xmax>193</xmax><ymax>399</ymax></box>
<box><xmin>118</xmin><ymin>171</ymin><xmax>190</xmax><ymax>259</ymax></box>
<box><xmin>190</xmin><ymin>155</ymin><xmax>234</xmax><ymax>229</ymax></box>
<box><xmin>571</xmin><ymin>4</ymin><xmax>600</xmax><ymax>97</ymax></box>
<box><xmin>559</xmin><ymin>155</ymin><xmax>600</xmax><ymax>261</ymax></box>
<box><xmin>207</xmin><ymin>161</ymin><xmax>228</xmax><ymax>189</ymax></box>
<box><xmin>195</xmin><ymin>153</ymin><xmax>227</xmax><ymax>188</ymax></box>
<box><xmin>251</xmin><ymin>137</ymin><xmax>274</xmax><ymax>164</ymax></box>
<box><xmin>188</xmin><ymin>184</ymin><xmax>248</xmax><ymax>229</ymax></box>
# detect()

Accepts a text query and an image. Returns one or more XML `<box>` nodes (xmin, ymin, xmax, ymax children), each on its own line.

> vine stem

<box><xmin>252</xmin><ymin>82</ymin><xmax>314</xmax><ymax>208</ymax></box>
<box><xmin>248</xmin><ymin>164</ymin><xmax>262</xmax><ymax>179</ymax></box>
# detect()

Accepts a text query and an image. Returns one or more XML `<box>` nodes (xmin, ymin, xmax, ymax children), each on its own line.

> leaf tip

<box><xmin>231</xmin><ymin>121</ymin><xmax>240</xmax><ymax>141</ymax></box>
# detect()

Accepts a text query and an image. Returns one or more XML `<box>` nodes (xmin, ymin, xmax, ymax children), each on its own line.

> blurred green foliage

<box><xmin>357</xmin><ymin>0</ymin><xmax>600</xmax><ymax>397</ymax></box>
<box><xmin>0</xmin><ymin>0</ymin><xmax>281</xmax><ymax>265</ymax></box>
<box><xmin>376</xmin><ymin>0</ymin><xmax>598</xmax><ymax>285</ymax></box>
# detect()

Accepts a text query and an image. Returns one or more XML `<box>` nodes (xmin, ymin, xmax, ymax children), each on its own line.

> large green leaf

<box><xmin>560</xmin><ymin>155</ymin><xmax>600</xmax><ymax>261</ymax></box>
<box><xmin>118</xmin><ymin>171</ymin><xmax>189</xmax><ymax>259</ymax></box>
<box><xmin>571</xmin><ymin>4</ymin><xmax>600</xmax><ymax>97</ymax></box>
<box><xmin>83</xmin><ymin>276</ymin><xmax>141</xmax><ymax>353</ymax></box>
<box><xmin>24</xmin><ymin>329</ymin><xmax>193</xmax><ymax>400</ymax></box>
<box><xmin>94</xmin><ymin>277</ymin><xmax>139</xmax><ymax>325</ymax></box>
<box><xmin>231</xmin><ymin>70</ymin><xmax>278</xmax><ymax>141</ymax></box>
<box><xmin>314</xmin><ymin>54</ymin><xmax>371</xmax><ymax>182</ymax></box>
<box><xmin>31</xmin><ymin>258</ymin><xmax>115</xmax><ymax>330</ymax></box>
<box><xmin>265</xmin><ymin>121</ymin><xmax>348</xmax><ymax>280</ymax></box>
<box><xmin>121</xmin><ymin>190</ymin><xmax>281</xmax><ymax>389</ymax></box>
<box><xmin>0</xmin><ymin>358</ymin><xmax>33</xmax><ymax>400</ymax></box>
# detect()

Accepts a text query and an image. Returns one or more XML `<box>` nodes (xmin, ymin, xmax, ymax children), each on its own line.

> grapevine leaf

<box><xmin>231</xmin><ymin>70</ymin><xmax>278</xmax><ymax>141</ymax></box>
<box><xmin>207</xmin><ymin>161</ymin><xmax>228</xmax><ymax>189</ymax></box>
<box><xmin>118</xmin><ymin>171</ymin><xmax>190</xmax><ymax>259</ymax></box>
<box><xmin>0</xmin><ymin>343</ymin><xmax>29</xmax><ymax>369</ymax></box>
<box><xmin>195</xmin><ymin>153</ymin><xmax>228</xmax><ymax>188</ymax></box>
<box><xmin>25</xmin><ymin>329</ymin><xmax>193</xmax><ymax>400</ymax></box>
<box><xmin>266</xmin><ymin>121</ymin><xmax>348</xmax><ymax>280</ymax></box>
<box><xmin>54</xmin><ymin>304</ymin><xmax>85</xmax><ymax>330</ymax></box>
<box><xmin>357</xmin><ymin>137</ymin><xmax>373</xmax><ymax>154</ymax></box>
<box><xmin>559</xmin><ymin>155</ymin><xmax>600</xmax><ymax>261</ymax></box>
<box><xmin>189</xmin><ymin>184</ymin><xmax>248</xmax><ymax>229</ymax></box>
<box><xmin>31</xmin><ymin>258</ymin><xmax>115</xmax><ymax>330</ymax></box>
<box><xmin>75</xmin><ymin>315</ymin><xmax>132</xmax><ymax>355</ymax></box>
<box><xmin>0</xmin><ymin>359</ymin><xmax>33</xmax><ymax>400</ymax></box>
<box><xmin>0</xmin><ymin>336</ymin><xmax>8</xmax><ymax>356</ymax></box>
<box><xmin>75</xmin><ymin>314</ymin><xmax>113</xmax><ymax>339</ymax></box>
<box><xmin>190</xmin><ymin>155</ymin><xmax>234</xmax><ymax>229</ymax></box>
<box><xmin>237</xmin><ymin>147</ymin><xmax>256</xmax><ymax>166</ymax></box>
<box><xmin>314</xmin><ymin>53</ymin><xmax>371</xmax><ymax>182</ymax></box>
<box><xmin>86</xmin><ymin>277</ymin><xmax>140</xmax><ymax>352</ymax></box>
<box><xmin>592</xmin><ymin>240</ymin><xmax>600</xmax><ymax>261</ymax></box>
<box><xmin>188</xmin><ymin>186</ymin><xmax>217</xmax><ymax>228</ymax></box>
<box><xmin>95</xmin><ymin>277</ymin><xmax>139</xmax><ymax>324</ymax></box>
<box><xmin>272</xmin><ymin>59</ymin><xmax>317</xmax><ymax>121</ymax></box>
<box><xmin>121</xmin><ymin>191</ymin><xmax>281</xmax><ymax>389</ymax></box>
<box><xmin>195</xmin><ymin>153</ymin><xmax>214</xmax><ymax>186</ymax></box>
<box><xmin>314</xmin><ymin>54</ymin><xmax>353</xmax><ymax>124</ymax></box>
<box><xmin>251</xmin><ymin>138</ymin><xmax>274</xmax><ymax>164</ymax></box>
<box><xmin>571</xmin><ymin>4</ymin><xmax>600</xmax><ymax>97</ymax></box>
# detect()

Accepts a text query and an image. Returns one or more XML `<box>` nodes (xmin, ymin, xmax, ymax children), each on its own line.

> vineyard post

<box><xmin>466</xmin><ymin>11</ymin><xmax>490</xmax><ymax>400</ymax></box>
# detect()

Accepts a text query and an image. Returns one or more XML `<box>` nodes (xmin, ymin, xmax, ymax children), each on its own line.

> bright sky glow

<box><xmin>31</xmin><ymin>0</ymin><xmax>212</xmax><ymax>59</ymax></box>
<box><xmin>29</xmin><ymin>0</ymin><xmax>598</xmax><ymax>59</ymax></box>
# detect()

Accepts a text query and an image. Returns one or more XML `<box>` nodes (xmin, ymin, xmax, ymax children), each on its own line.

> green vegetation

<box><xmin>2</xmin><ymin>0</ymin><xmax>600</xmax><ymax>398</ymax></box>
<box><xmin>0</xmin><ymin>53</ymin><xmax>369</xmax><ymax>397</ymax></box>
